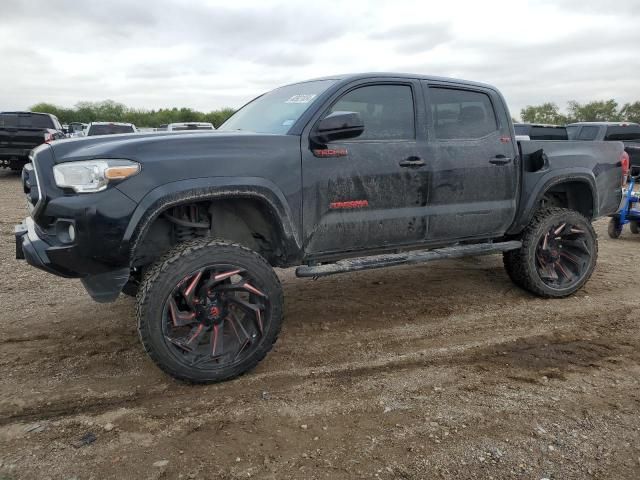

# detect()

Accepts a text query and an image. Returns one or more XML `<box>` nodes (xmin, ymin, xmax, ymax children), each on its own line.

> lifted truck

<box><xmin>15</xmin><ymin>73</ymin><xmax>626</xmax><ymax>383</ymax></box>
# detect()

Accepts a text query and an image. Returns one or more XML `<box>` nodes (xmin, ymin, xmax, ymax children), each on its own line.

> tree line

<box><xmin>28</xmin><ymin>97</ymin><xmax>640</xmax><ymax>128</ymax></box>
<box><xmin>29</xmin><ymin>100</ymin><xmax>236</xmax><ymax>128</ymax></box>
<box><xmin>520</xmin><ymin>100</ymin><xmax>640</xmax><ymax>125</ymax></box>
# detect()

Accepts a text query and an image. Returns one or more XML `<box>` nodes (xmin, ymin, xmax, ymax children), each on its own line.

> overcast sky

<box><xmin>1</xmin><ymin>0</ymin><xmax>638</xmax><ymax>118</ymax></box>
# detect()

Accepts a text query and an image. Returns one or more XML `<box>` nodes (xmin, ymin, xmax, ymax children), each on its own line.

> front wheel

<box><xmin>630</xmin><ymin>221</ymin><xmax>639</xmax><ymax>234</ymax></box>
<box><xmin>136</xmin><ymin>239</ymin><xmax>283</xmax><ymax>383</ymax></box>
<box><xmin>504</xmin><ymin>207</ymin><xmax>597</xmax><ymax>298</ymax></box>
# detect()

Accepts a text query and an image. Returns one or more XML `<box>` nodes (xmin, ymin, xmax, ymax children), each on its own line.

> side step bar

<box><xmin>295</xmin><ymin>241</ymin><xmax>522</xmax><ymax>278</ymax></box>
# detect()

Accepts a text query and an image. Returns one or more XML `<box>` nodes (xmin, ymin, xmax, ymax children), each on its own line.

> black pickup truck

<box><xmin>15</xmin><ymin>73</ymin><xmax>625</xmax><ymax>383</ymax></box>
<box><xmin>0</xmin><ymin>111</ymin><xmax>66</xmax><ymax>170</ymax></box>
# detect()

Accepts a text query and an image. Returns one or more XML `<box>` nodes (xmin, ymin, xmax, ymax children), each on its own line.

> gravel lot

<box><xmin>1</xmin><ymin>168</ymin><xmax>639</xmax><ymax>479</ymax></box>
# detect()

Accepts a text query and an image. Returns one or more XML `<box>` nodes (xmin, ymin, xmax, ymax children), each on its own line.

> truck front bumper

<box><xmin>15</xmin><ymin>218</ymin><xmax>129</xmax><ymax>303</ymax></box>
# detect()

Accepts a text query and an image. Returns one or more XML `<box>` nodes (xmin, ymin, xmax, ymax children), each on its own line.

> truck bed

<box><xmin>513</xmin><ymin>139</ymin><xmax>624</xmax><ymax>233</ymax></box>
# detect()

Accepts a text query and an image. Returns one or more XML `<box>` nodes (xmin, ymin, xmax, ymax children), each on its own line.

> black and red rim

<box><xmin>535</xmin><ymin>222</ymin><xmax>591</xmax><ymax>289</ymax></box>
<box><xmin>161</xmin><ymin>264</ymin><xmax>270</xmax><ymax>370</ymax></box>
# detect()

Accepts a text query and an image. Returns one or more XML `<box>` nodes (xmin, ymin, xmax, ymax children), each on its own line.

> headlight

<box><xmin>53</xmin><ymin>159</ymin><xmax>140</xmax><ymax>193</ymax></box>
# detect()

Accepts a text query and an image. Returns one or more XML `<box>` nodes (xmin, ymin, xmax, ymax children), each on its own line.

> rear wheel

<box><xmin>136</xmin><ymin>239</ymin><xmax>283</xmax><ymax>383</ymax></box>
<box><xmin>504</xmin><ymin>207</ymin><xmax>597</xmax><ymax>298</ymax></box>
<box><xmin>608</xmin><ymin>218</ymin><xmax>623</xmax><ymax>239</ymax></box>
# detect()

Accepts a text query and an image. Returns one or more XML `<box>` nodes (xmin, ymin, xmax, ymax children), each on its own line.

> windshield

<box><xmin>88</xmin><ymin>124</ymin><xmax>134</xmax><ymax>136</ymax></box>
<box><xmin>219</xmin><ymin>79</ymin><xmax>336</xmax><ymax>134</ymax></box>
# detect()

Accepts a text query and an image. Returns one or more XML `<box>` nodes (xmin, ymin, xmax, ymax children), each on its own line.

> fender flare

<box><xmin>120</xmin><ymin>176</ymin><xmax>302</xmax><ymax>264</ymax></box>
<box><xmin>507</xmin><ymin>170</ymin><xmax>598</xmax><ymax>235</ymax></box>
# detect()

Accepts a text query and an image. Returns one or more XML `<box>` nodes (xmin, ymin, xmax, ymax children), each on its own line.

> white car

<box><xmin>86</xmin><ymin>122</ymin><xmax>137</xmax><ymax>136</ymax></box>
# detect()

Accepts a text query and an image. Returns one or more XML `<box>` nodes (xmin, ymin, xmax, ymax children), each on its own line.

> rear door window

<box><xmin>576</xmin><ymin>126</ymin><xmax>600</xmax><ymax>140</ymax></box>
<box><xmin>429</xmin><ymin>87</ymin><xmax>498</xmax><ymax>139</ymax></box>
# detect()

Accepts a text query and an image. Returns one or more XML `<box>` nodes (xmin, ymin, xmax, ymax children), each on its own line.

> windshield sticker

<box><xmin>285</xmin><ymin>94</ymin><xmax>317</xmax><ymax>104</ymax></box>
<box><xmin>281</xmin><ymin>119</ymin><xmax>295</xmax><ymax>126</ymax></box>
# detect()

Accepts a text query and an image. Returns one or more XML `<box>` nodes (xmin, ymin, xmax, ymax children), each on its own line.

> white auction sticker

<box><xmin>285</xmin><ymin>94</ymin><xmax>317</xmax><ymax>104</ymax></box>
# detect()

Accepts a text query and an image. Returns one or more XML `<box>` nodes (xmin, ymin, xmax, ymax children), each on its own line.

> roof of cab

<box><xmin>287</xmin><ymin>72</ymin><xmax>497</xmax><ymax>90</ymax></box>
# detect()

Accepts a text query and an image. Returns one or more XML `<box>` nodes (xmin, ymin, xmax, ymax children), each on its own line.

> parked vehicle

<box><xmin>86</xmin><ymin>122</ymin><xmax>137</xmax><ymax>136</ymax></box>
<box><xmin>67</xmin><ymin>122</ymin><xmax>88</xmax><ymax>137</ymax></box>
<box><xmin>608</xmin><ymin>172</ymin><xmax>640</xmax><ymax>238</ymax></box>
<box><xmin>514</xmin><ymin>123</ymin><xmax>568</xmax><ymax>140</ymax></box>
<box><xmin>15</xmin><ymin>73</ymin><xmax>625</xmax><ymax>383</ymax></box>
<box><xmin>166</xmin><ymin>122</ymin><xmax>215</xmax><ymax>131</ymax></box>
<box><xmin>567</xmin><ymin>122</ymin><xmax>640</xmax><ymax>174</ymax></box>
<box><xmin>0</xmin><ymin>111</ymin><xmax>66</xmax><ymax>170</ymax></box>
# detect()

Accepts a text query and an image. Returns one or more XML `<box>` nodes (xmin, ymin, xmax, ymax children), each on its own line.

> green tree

<box><xmin>29</xmin><ymin>101</ymin><xmax>236</xmax><ymax>128</ymax></box>
<box><xmin>520</xmin><ymin>103</ymin><xmax>567</xmax><ymax>125</ymax></box>
<box><xmin>619</xmin><ymin>102</ymin><xmax>640</xmax><ymax>123</ymax></box>
<box><xmin>567</xmin><ymin>99</ymin><xmax>620</xmax><ymax>122</ymax></box>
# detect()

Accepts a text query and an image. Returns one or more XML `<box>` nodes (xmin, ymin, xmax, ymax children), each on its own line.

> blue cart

<box><xmin>608</xmin><ymin>175</ymin><xmax>640</xmax><ymax>238</ymax></box>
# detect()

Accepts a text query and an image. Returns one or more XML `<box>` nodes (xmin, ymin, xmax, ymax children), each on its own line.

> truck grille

<box><xmin>22</xmin><ymin>160</ymin><xmax>40</xmax><ymax>212</ymax></box>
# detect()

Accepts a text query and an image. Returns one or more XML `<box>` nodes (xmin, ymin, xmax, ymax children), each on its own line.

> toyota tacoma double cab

<box><xmin>15</xmin><ymin>73</ymin><xmax>626</xmax><ymax>383</ymax></box>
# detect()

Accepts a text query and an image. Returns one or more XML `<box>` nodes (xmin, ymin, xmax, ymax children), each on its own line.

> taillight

<box><xmin>621</xmin><ymin>151</ymin><xmax>630</xmax><ymax>185</ymax></box>
<box><xmin>43</xmin><ymin>132</ymin><xmax>55</xmax><ymax>143</ymax></box>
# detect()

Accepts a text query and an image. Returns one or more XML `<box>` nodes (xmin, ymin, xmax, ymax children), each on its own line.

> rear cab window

<box><xmin>604</xmin><ymin>125</ymin><xmax>640</xmax><ymax>141</ymax></box>
<box><xmin>528</xmin><ymin>126</ymin><xmax>568</xmax><ymax>140</ymax></box>
<box><xmin>0</xmin><ymin>113</ymin><xmax>54</xmax><ymax>129</ymax></box>
<box><xmin>428</xmin><ymin>87</ymin><xmax>499</xmax><ymax>139</ymax></box>
<box><xmin>88</xmin><ymin>124</ymin><xmax>135</xmax><ymax>135</ymax></box>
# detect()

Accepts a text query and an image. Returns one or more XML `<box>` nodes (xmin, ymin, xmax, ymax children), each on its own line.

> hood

<box><xmin>49</xmin><ymin>130</ymin><xmax>278</xmax><ymax>163</ymax></box>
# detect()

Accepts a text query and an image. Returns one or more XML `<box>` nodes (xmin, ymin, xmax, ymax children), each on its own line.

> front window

<box><xmin>326</xmin><ymin>84</ymin><xmax>415</xmax><ymax>141</ymax></box>
<box><xmin>219</xmin><ymin>80</ymin><xmax>336</xmax><ymax>134</ymax></box>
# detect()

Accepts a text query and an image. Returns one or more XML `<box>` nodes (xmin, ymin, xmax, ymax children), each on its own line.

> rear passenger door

<box><xmin>422</xmin><ymin>83</ymin><xmax>518</xmax><ymax>241</ymax></box>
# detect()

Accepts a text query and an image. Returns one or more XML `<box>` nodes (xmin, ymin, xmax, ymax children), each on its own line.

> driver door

<box><xmin>301</xmin><ymin>80</ymin><xmax>429</xmax><ymax>256</ymax></box>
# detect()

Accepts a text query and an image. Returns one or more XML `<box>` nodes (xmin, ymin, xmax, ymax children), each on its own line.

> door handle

<box><xmin>399</xmin><ymin>156</ymin><xmax>426</xmax><ymax>168</ymax></box>
<box><xmin>489</xmin><ymin>155</ymin><xmax>512</xmax><ymax>165</ymax></box>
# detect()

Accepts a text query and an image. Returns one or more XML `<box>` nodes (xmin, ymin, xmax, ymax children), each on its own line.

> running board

<box><xmin>295</xmin><ymin>241</ymin><xmax>522</xmax><ymax>278</ymax></box>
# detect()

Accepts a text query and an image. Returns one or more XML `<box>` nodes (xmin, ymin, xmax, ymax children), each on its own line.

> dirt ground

<box><xmin>1</xmin><ymin>169</ymin><xmax>639</xmax><ymax>480</ymax></box>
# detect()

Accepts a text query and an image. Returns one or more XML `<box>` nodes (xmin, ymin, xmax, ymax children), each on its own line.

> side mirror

<box><xmin>312</xmin><ymin>111</ymin><xmax>364</xmax><ymax>144</ymax></box>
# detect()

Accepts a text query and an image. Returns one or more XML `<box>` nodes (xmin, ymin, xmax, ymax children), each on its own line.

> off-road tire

<box><xmin>630</xmin><ymin>221</ymin><xmax>639</xmax><ymax>234</ymax></box>
<box><xmin>136</xmin><ymin>238</ymin><xmax>283</xmax><ymax>383</ymax></box>
<box><xmin>503</xmin><ymin>207</ymin><xmax>597</xmax><ymax>298</ymax></box>
<box><xmin>608</xmin><ymin>217</ymin><xmax>623</xmax><ymax>239</ymax></box>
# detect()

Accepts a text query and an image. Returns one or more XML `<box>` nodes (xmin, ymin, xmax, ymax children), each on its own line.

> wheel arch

<box><xmin>508</xmin><ymin>172</ymin><xmax>598</xmax><ymax>235</ymax></box>
<box><xmin>122</xmin><ymin>177</ymin><xmax>303</xmax><ymax>267</ymax></box>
